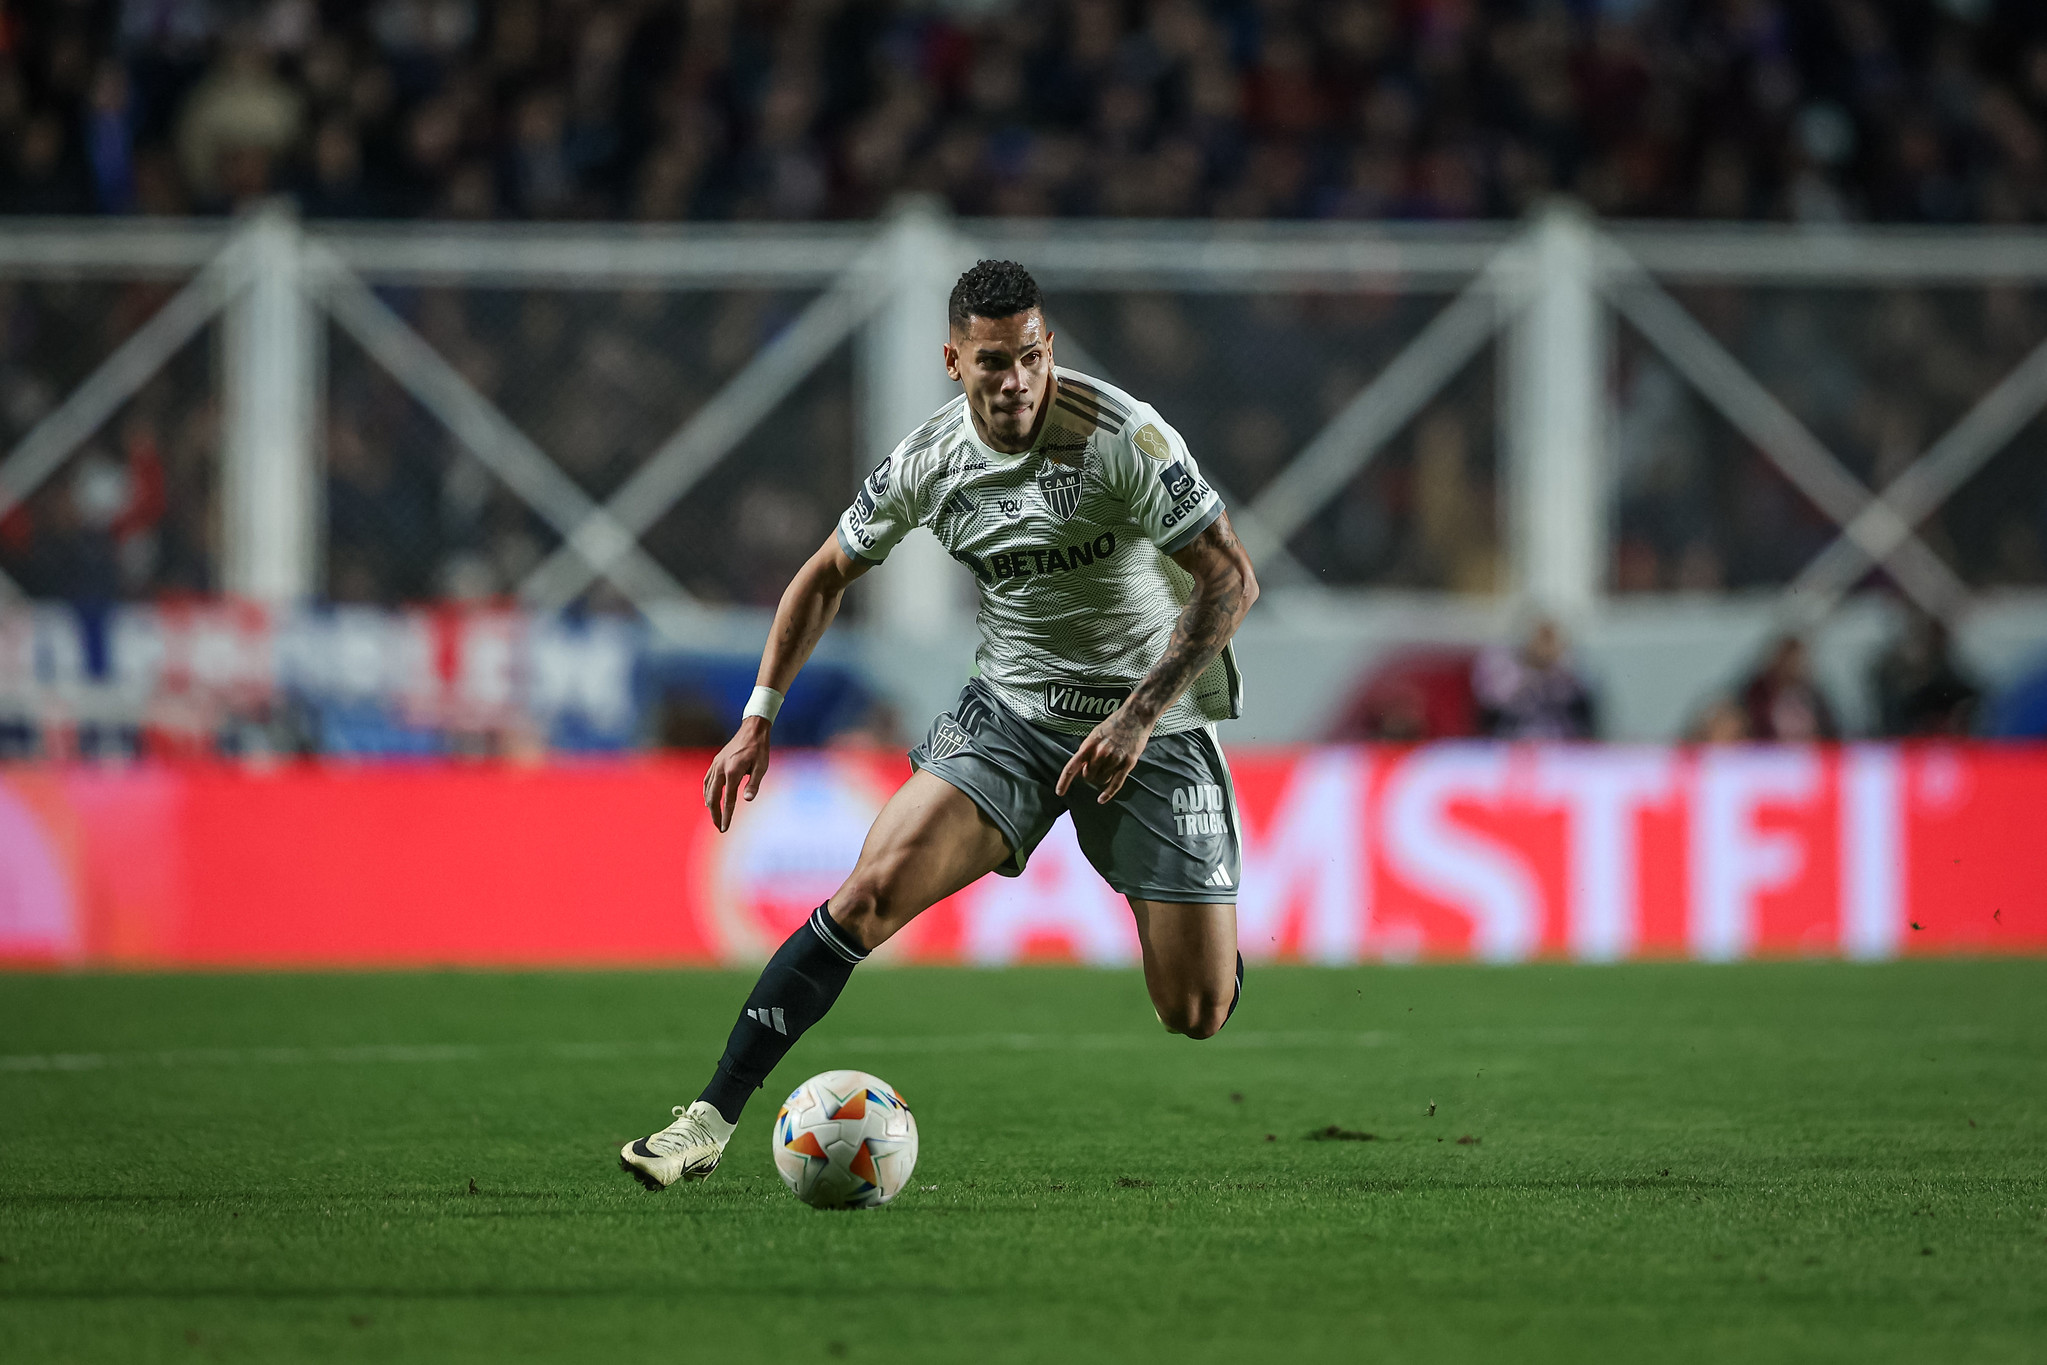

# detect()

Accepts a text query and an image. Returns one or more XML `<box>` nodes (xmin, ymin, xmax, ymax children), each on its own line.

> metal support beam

<box><xmin>522</xmin><ymin>257</ymin><xmax>885</xmax><ymax>609</ymax></box>
<box><xmin>1505</xmin><ymin>206</ymin><xmax>1609</xmax><ymax>617</ymax></box>
<box><xmin>221</xmin><ymin>208</ymin><xmax>321</xmax><ymax>602</ymax></box>
<box><xmin>861</xmin><ymin>199</ymin><xmax>971</xmax><ymax>643</ymax></box>
<box><xmin>309</xmin><ymin>245</ymin><xmax>694</xmax><ymax>613</ymax></box>
<box><xmin>0</xmin><ymin>248</ymin><xmax>242</xmax><ymax>522</ymax></box>
<box><xmin>1241</xmin><ymin>260</ymin><xmax>1510</xmax><ymax>568</ymax></box>
<box><xmin>1602</xmin><ymin>259</ymin><xmax>1970</xmax><ymax>620</ymax></box>
<box><xmin>1790</xmin><ymin>325</ymin><xmax>2047</xmax><ymax>612</ymax></box>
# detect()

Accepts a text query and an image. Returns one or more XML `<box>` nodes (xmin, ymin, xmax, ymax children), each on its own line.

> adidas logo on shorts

<box><xmin>1204</xmin><ymin>866</ymin><xmax>1234</xmax><ymax>889</ymax></box>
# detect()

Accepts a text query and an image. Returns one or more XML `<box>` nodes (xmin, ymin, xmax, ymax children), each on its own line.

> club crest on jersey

<box><xmin>1037</xmin><ymin>464</ymin><xmax>1084</xmax><ymax>521</ymax></box>
<box><xmin>926</xmin><ymin>717</ymin><xmax>971</xmax><ymax>761</ymax></box>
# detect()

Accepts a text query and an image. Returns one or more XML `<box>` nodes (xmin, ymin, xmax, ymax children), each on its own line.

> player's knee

<box><xmin>827</xmin><ymin>873</ymin><xmax>899</xmax><ymax>951</ymax></box>
<box><xmin>1160</xmin><ymin>994</ymin><xmax>1230</xmax><ymax>1040</ymax></box>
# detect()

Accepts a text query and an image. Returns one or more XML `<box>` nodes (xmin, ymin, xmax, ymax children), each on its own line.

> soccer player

<box><xmin>621</xmin><ymin>260</ymin><xmax>1258</xmax><ymax>1188</ymax></box>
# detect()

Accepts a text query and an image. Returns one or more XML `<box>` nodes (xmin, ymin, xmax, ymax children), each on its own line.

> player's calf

<box><xmin>693</xmin><ymin>903</ymin><xmax>869</xmax><ymax>1128</ymax></box>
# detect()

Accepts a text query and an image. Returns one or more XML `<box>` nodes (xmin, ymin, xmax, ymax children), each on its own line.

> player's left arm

<box><xmin>1056</xmin><ymin>511</ymin><xmax>1258</xmax><ymax>803</ymax></box>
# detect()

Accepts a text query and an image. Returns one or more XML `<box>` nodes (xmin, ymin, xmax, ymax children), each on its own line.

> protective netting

<box><xmin>329</xmin><ymin>282</ymin><xmax>847</xmax><ymax>608</ymax></box>
<box><xmin>1047</xmin><ymin>288</ymin><xmax>1502</xmax><ymax>592</ymax></box>
<box><xmin>1613</xmin><ymin>283</ymin><xmax>2047</xmax><ymax>593</ymax></box>
<box><xmin>0</xmin><ymin>276</ymin><xmax>219</xmax><ymax>600</ymax></box>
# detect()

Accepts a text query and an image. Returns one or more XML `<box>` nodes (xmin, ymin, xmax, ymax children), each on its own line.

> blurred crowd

<box><xmin>9</xmin><ymin>1</ymin><xmax>2047</xmax><ymax>225</ymax></box>
<box><xmin>1330</xmin><ymin>605</ymin><xmax>2047</xmax><ymax>742</ymax></box>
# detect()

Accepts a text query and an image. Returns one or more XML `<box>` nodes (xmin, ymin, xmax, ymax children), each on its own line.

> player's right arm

<box><xmin>703</xmin><ymin>537</ymin><xmax>871</xmax><ymax>832</ymax></box>
<box><xmin>705</xmin><ymin>436</ymin><xmax>925</xmax><ymax>832</ymax></box>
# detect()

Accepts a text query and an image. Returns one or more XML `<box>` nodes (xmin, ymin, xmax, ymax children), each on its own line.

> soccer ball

<box><xmin>773</xmin><ymin>1069</ymin><xmax>918</xmax><ymax>1209</ymax></box>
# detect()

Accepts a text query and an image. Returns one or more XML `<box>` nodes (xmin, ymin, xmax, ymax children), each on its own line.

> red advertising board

<box><xmin>0</xmin><ymin>745</ymin><xmax>2037</xmax><ymax>968</ymax></box>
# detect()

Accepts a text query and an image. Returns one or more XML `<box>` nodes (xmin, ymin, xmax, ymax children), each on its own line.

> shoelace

<box><xmin>644</xmin><ymin>1106</ymin><xmax>713</xmax><ymax>1158</ymax></box>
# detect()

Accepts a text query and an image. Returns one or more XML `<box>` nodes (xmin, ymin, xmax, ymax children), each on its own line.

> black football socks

<box><xmin>697</xmin><ymin>904</ymin><xmax>868</xmax><ymax>1124</ymax></box>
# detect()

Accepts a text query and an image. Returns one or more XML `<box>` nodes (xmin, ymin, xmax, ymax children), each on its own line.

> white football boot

<box><xmin>619</xmin><ymin>1101</ymin><xmax>736</xmax><ymax>1189</ymax></box>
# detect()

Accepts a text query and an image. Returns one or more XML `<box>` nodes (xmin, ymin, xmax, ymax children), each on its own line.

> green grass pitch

<box><xmin>2</xmin><ymin>961</ymin><xmax>2043</xmax><ymax>1363</ymax></box>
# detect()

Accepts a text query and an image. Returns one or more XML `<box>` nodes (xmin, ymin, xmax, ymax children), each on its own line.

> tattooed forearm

<box><xmin>1127</xmin><ymin>585</ymin><xmax>1241</xmax><ymax>721</ymax></box>
<box><xmin>1125</xmin><ymin>513</ymin><xmax>1259</xmax><ymax>726</ymax></box>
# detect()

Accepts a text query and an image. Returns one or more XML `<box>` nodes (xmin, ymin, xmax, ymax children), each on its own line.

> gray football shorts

<box><xmin>909</xmin><ymin>678</ymin><xmax>1242</xmax><ymax>904</ymax></box>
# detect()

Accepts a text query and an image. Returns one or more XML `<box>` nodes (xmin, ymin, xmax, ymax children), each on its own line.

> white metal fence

<box><xmin>3</xmin><ymin>202</ymin><xmax>2046</xmax><ymax>738</ymax></box>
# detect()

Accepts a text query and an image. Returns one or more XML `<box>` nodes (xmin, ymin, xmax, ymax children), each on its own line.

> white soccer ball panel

<box><xmin>772</xmin><ymin>1069</ymin><xmax>918</xmax><ymax>1209</ymax></box>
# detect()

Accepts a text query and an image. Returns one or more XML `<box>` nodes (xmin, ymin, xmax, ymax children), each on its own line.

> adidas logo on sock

<box><xmin>746</xmin><ymin>1007</ymin><xmax>788</xmax><ymax>1035</ymax></box>
<box><xmin>1205</xmin><ymin>866</ymin><xmax>1234</xmax><ymax>889</ymax></box>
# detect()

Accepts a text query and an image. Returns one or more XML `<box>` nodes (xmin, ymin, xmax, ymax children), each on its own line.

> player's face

<box><xmin>945</xmin><ymin>310</ymin><xmax>1055</xmax><ymax>453</ymax></box>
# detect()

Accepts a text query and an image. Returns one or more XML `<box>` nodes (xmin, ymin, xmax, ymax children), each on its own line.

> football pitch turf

<box><xmin>2</xmin><ymin>963</ymin><xmax>2043</xmax><ymax>1363</ymax></box>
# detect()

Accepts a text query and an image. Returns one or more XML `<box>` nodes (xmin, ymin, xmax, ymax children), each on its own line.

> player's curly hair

<box><xmin>948</xmin><ymin>259</ymin><xmax>1044</xmax><ymax>330</ymax></box>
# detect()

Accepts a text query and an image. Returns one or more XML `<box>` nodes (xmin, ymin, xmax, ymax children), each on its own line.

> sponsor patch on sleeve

<box><xmin>1158</xmin><ymin>460</ymin><xmax>1197</xmax><ymax>499</ymax></box>
<box><xmin>1133</xmin><ymin>423</ymin><xmax>1172</xmax><ymax>461</ymax></box>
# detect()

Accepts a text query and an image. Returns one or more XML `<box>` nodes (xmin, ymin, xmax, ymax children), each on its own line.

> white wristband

<box><xmin>742</xmin><ymin>686</ymin><xmax>784</xmax><ymax>724</ymax></box>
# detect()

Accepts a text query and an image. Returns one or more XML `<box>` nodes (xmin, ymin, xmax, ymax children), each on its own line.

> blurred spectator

<box><xmin>1686</xmin><ymin>696</ymin><xmax>1752</xmax><ymax>744</ymax></box>
<box><xmin>1472</xmin><ymin>618</ymin><xmax>1596</xmax><ymax>740</ymax></box>
<box><xmin>87</xmin><ymin>63</ymin><xmax>139</xmax><ymax>212</ymax></box>
<box><xmin>1989</xmin><ymin>654</ymin><xmax>2047</xmax><ymax>738</ymax></box>
<box><xmin>1327</xmin><ymin>646</ymin><xmax>1480</xmax><ymax>741</ymax></box>
<box><xmin>175</xmin><ymin>34</ymin><xmax>303</xmax><ymax>209</ymax></box>
<box><xmin>1739</xmin><ymin>636</ymin><xmax>1840</xmax><ymax>741</ymax></box>
<box><xmin>1872</xmin><ymin>610</ymin><xmax>1981</xmax><ymax>736</ymax></box>
<box><xmin>3</xmin><ymin>112</ymin><xmax>94</xmax><ymax>214</ymax></box>
<box><xmin>296</xmin><ymin>118</ymin><xmax>377</xmax><ymax>217</ymax></box>
<box><xmin>828</xmin><ymin>699</ymin><xmax>908</xmax><ymax>753</ymax></box>
<box><xmin>652</xmin><ymin>690</ymin><xmax>728</xmax><ymax>749</ymax></box>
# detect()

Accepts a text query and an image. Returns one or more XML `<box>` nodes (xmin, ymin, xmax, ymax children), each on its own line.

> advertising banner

<box><xmin>0</xmin><ymin>745</ymin><xmax>2037</xmax><ymax>968</ymax></box>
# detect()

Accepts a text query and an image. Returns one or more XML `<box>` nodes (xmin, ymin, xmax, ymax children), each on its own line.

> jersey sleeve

<box><xmin>1113</xmin><ymin>407</ymin><xmax>1224</xmax><ymax>555</ymax></box>
<box><xmin>835</xmin><ymin>444</ymin><xmax>919</xmax><ymax>565</ymax></box>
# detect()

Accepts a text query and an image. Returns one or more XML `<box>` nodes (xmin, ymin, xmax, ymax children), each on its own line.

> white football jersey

<box><xmin>836</xmin><ymin>368</ymin><xmax>1242</xmax><ymax>736</ymax></box>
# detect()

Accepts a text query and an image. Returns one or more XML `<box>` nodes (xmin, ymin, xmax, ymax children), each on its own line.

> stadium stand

<box><xmin>6</xmin><ymin>2</ymin><xmax>2047</xmax><ymax>227</ymax></box>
